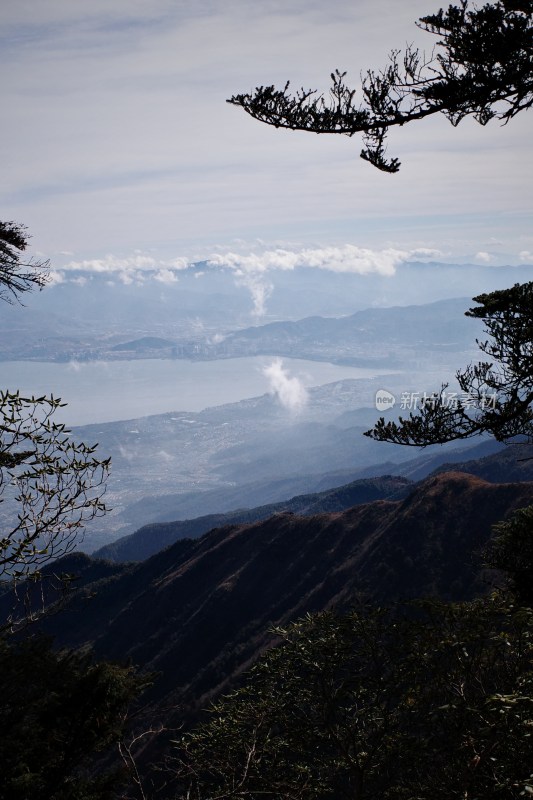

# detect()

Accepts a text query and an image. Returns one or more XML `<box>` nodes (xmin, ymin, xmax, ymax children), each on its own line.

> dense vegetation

<box><xmin>0</xmin><ymin>637</ymin><xmax>147</xmax><ymax>800</ymax></box>
<box><xmin>171</xmin><ymin>597</ymin><xmax>533</xmax><ymax>799</ymax></box>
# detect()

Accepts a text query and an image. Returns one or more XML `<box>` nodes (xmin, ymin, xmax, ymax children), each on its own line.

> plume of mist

<box><xmin>263</xmin><ymin>358</ymin><xmax>308</xmax><ymax>412</ymax></box>
<box><xmin>236</xmin><ymin>272</ymin><xmax>273</xmax><ymax>317</ymax></box>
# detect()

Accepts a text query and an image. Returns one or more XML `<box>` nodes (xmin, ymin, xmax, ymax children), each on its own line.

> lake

<box><xmin>0</xmin><ymin>357</ymin><xmax>388</xmax><ymax>425</ymax></box>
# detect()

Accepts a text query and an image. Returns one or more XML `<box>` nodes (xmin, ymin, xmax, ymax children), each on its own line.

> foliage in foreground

<box><xmin>171</xmin><ymin>595</ymin><xmax>533</xmax><ymax>800</ymax></box>
<box><xmin>0</xmin><ymin>391</ymin><xmax>110</xmax><ymax>582</ymax></box>
<box><xmin>0</xmin><ymin>220</ymin><xmax>111</xmax><ymax>630</ymax></box>
<box><xmin>366</xmin><ymin>281</ymin><xmax>533</xmax><ymax>447</ymax></box>
<box><xmin>0</xmin><ymin>636</ymin><xmax>148</xmax><ymax>800</ymax></box>
<box><xmin>0</xmin><ymin>220</ymin><xmax>49</xmax><ymax>303</ymax></box>
<box><xmin>486</xmin><ymin>504</ymin><xmax>533</xmax><ymax>605</ymax></box>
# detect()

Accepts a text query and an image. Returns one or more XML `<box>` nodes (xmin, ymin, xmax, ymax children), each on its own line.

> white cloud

<box><xmin>208</xmin><ymin>243</ymin><xmax>433</xmax><ymax>315</ymax></box>
<box><xmin>118</xmin><ymin>270</ymin><xmax>135</xmax><ymax>285</ymax></box>
<box><xmin>408</xmin><ymin>248</ymin><xmax>443</xmax><ymax>260</ymax></box>
<box><xmin>65</xmin><ymin>254</ymin><xmax>159</xmax><ymax>272</ymax></box>
<box><xmin>519</xmin><ymin>250</ymin><xmax>533</xmax><ymax>262</ymax></box>
<box><xmin>474</xmin><ymin>251</ymin><xmax>493</xmax><ymax>263</ymax></box>
<box><xmin>61</xmin><ymin>252</ymin><xmax>190</xmax><ymax>286</ymax></box>
<box><xmin>165</xmin><ymin>257</ymin><xmax>190</xmax><ymax>270</ymax></box>
<box><xmin>208</xmin><ymin>244</ymin><xmax>407</xmax><ymax>276</ymax></box>
<box><xmin>154</xmin><ymin>268</ymin><xmax>179</xmax><ymax>284</ymax></box>
<box><xmin>263</xmin><ymin>358</ymin><xmax>308</xmax><ymax>412</ymax></box>
<box><xmin>70</xmin><ymin>275</ymin><xmax>89</xmax><ymax>286</ymax></box>
<box><xmin>47</xmin><ymin>270</ymin><xmax>65</xmax><ymax>285</ymax></box>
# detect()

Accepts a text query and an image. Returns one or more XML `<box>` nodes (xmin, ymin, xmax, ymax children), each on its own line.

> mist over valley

<box><xmin>1</xmin><ymin>260</ymin><xmax>516</xmax><ymax>552</ymax></box>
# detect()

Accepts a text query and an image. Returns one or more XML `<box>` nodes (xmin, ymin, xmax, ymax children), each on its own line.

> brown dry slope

<box><xmin>39</xmin><ymin>471</ymin><xmax>533</xmax><ymax>722</ymax></box>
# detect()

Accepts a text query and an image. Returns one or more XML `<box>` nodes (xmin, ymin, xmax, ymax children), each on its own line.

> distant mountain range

<box><xmin>213</xmin><ymin>298</ymin><xmax>482</xmax><ymax>365</ymax></box>
<box><xmin>1</xmin><ymin>293</ymin><xmax>481</xmax><ymax>367</ymax></box>
<box><xmin>94</xmin><ymin>475</ymin><xmax>411</xmax><ymax>562</ymax></box>
<box><xmin>93</xmin><ymin>438</ymin><xmax>505</xmax><ymax>563</ymax></box>
<box><xmin>2</xmin><ymin>261</ymin><xmax>532</xmax><ymax>361</ymax></box>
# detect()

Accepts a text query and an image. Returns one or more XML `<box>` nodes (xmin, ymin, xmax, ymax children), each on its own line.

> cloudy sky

<box><xmin>2</xmin><ymin>0</ymin><xmax>532</xmax><ymax>272</ymax></box>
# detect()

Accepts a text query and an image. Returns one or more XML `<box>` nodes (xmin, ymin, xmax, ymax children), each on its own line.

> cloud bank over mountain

<box><xmin>56</xmin><ymin>244</ymin><xmax>447</xmax><ymax>315</ymax></box>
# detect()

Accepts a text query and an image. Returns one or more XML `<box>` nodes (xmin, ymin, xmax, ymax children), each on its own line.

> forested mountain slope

<box><xmin>34</xmin><ymin>471</ymin><xmax>533</xmax><ymax>730</ymax></box>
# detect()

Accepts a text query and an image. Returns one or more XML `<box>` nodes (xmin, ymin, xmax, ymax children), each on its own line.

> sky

<box><xmin>1</xmin><ymin>0</ymin><xmax>532</xmax><ymax>276</ymax></box>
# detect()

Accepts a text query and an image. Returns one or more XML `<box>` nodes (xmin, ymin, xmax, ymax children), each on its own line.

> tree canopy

<box><xmin>0</xmin><ymin>391</ymin><xmax>110</xmax><ymax>582</ymax></box>
<box><xmin>0</xmin><ymin>636</ymin><xmax>148</xmax><ymax>800</ymax></box>
<box><xmin>0</xmin><ymin>221</ymin><xmax>49</xmax><ymax>303</ymax></box>
<box><xmin>0</xmin><ymin>224</ymin><xmax>109</xmax><ymax>623</ymax></box>
<box><xmin>365</xmin><ymin>281</ymin><xmax>533</xmax><ymax>447</ymax></box>
<box><xmin>228</xmin><ymin>0</ymin><xmax>533</xmax><ymax>172</ymax></box>
<box><xmin>171</xmin><ymin>599</ymin><xmax>533</xmax><ymax>799</ymax></box>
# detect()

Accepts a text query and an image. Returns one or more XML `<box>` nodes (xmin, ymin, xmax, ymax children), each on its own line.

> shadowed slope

<box><xmin>40</xmin><ymin>472</ymin><xmax>533</xmax><ymax>722</ymax></box>
<box><xmin>94</xmin><ymin>475</ymin><xmax>411</xmax><ymax>563</ymax></box>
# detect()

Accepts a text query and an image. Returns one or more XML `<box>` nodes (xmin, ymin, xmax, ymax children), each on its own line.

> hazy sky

<box><xmin>2</xmin><ymin>0</ymin><xmax>532</xmax><ymax>272</ymax></box>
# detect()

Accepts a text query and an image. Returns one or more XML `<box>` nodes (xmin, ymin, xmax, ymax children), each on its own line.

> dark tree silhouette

<box><xmin>0</xmin><ymin>223</ymin><xmax>109</xmax><ymax>623</ymax></box>
<box><xmin>228</xmin><ymin>1</ymin><xmax>532</xmax><ymax>172</ymax></box>
<box><xmin>0</xmin><ymin>220</ymin><xmax>49</xmax><ymax>302</ymax></box>
<box><xmin>0</xmin><ymin>636</ymin><xmax>148</xmax><ymax>800</ymax></box>
<box><xmin>365</xmin><ymin>281</ymin><xmax>533</xmax><ymax>446</ymax></box>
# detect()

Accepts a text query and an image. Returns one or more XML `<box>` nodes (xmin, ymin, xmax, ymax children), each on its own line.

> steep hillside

<box><xmin>93</xmin><ymin>440</ymin><xmax>512</xmax><ymax>561</ymax></box>
<box><xmin>432</xmin><ymin>442</ymin><xmax>533</xmax><ymax>483</ymax></box>
<box><xmin>93</xmin><ymin>439</ymin><xmax>503</xmax><ymax>564</ymax></box>
<box><xmin>37</xmin><ymin>472</ymin><xmax>533</xmax><ymax>729</ymax></box>
<box><xmin>95</xmin><ymin>475</ymin><xmax>411</xmax><ymax>562</ymax></box>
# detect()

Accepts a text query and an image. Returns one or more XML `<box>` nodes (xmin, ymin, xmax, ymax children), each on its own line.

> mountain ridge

<box><xmin>32</xmin><ymin>470</ymin><xmax>533</xmax><ymax>732</ymax></box>
<box><xmin>93</xmin><ymin>475</ymin><xmax>411</xmax><ymax>562</ymax></box>
<box><xmin>92</xmin><ymin>439</ymin><xmax>509</xmax><ymax>563</ymax></box>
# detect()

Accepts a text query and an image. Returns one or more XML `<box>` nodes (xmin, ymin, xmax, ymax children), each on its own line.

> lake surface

<box><xmin>0</xmin><ymin>357</ymin><xmax>388</xmax><ymax>425</ymax></box>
